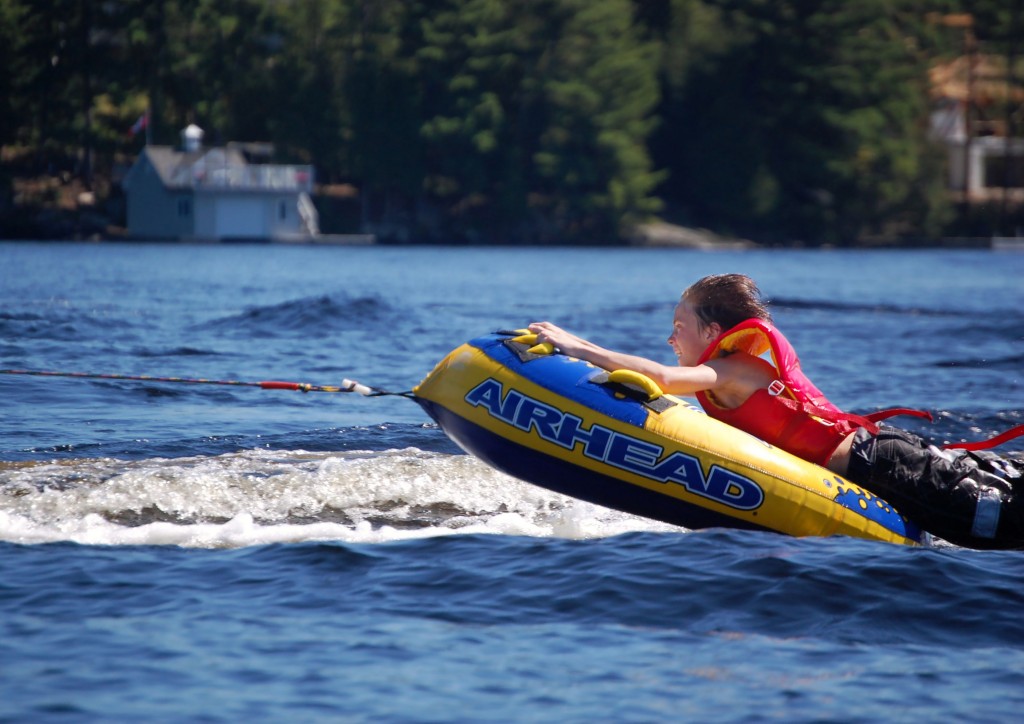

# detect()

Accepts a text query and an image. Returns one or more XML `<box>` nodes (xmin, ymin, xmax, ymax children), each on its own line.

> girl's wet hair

<box><xmin>682</xmin><ymin>274</ymin><xmax>772</xmax><ymax>331</ymax></box>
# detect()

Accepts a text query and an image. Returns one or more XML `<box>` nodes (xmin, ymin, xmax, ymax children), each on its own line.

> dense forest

<box><xmin>0</xmin><ymin>0</ymin><xmax>1020</xmax><ymax>244</ymax></box>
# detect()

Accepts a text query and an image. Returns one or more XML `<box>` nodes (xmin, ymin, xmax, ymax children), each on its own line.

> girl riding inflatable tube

<box><xmin>414</xmin><ymin>331</ymin><xmax>925</xmax><ymax>546</ymax></box>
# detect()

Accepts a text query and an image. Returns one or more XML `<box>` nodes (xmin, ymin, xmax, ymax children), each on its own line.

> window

<box><xmin>178</xmin><ymin>198</ymin><xmax>191</xmax><ymax>216</ymax></box>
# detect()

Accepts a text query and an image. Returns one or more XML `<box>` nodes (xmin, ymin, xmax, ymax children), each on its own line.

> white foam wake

<box><xmin>0</xmin><ymin>448</ymin><xmax>682</xmax><ymax>548</ymax></box>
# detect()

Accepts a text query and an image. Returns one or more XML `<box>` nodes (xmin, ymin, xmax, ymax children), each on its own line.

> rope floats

<box><xmin>0</xmin><ymin>369</ymin><xmax>413</xmax><ymax>398</ymax></box>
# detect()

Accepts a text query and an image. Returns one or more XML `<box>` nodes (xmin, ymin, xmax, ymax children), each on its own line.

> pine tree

<box><xmin>408</xmin><ymin>0</ymin><xmax>663</xmax><ymax>242</ymax></box>
<box><xmin>531</xmin><ymin>0</ymin><xmax>664</xmax><ymax>241</ymax></box>
<box><xmin>664</xmin><ymin>0</ymin><xmax>953</xmax><ymax>243</ymax></box>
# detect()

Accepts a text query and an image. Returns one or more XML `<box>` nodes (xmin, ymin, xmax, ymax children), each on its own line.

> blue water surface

<box><xmin>1</xmin><ymin>242</ymin><xmax>1023</xmax><ymax>721</ymax></box>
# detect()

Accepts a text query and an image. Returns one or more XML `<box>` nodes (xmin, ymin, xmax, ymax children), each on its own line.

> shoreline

<box><xmin>0</xmin><ymin>208</ymin><xmax>1011</xmax><ymax>249</ymax></box>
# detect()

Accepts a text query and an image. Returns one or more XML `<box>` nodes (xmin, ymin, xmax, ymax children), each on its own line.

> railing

<box><xmin>171</xmin><ymin>164</ymin><xmax>315</xmax><ymax>192</ymax></box>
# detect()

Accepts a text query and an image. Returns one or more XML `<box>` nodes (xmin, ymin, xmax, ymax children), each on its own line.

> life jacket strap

<box><xmin>944</xmin><ymin>424</ymin><xmax>1024</xmax><ymax>452</ymax></box>
<box><xmin>774</xmin><ymin>393</ymin><xmax>935</xmax><ymax>437</ymax></box>
<box><xmin>844</xmin><ymin>407</ymin><xmax>1021</xmax><ymax>452</ymax></box>
<box><xmin>863</xmin><ymin>408</ymin><xmax>934</xmax><ymax>424</ymax></box>
<box><xmin>772</xmin><ymin>392</ymin><xmax>882</xmax><ymax>435</ymax></box>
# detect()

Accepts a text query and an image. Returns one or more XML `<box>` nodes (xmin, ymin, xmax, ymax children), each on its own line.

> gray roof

<box><xmin>135</xmin><ymin>146</ymin><xmax>250</xmax><ymax>189</ymax></box>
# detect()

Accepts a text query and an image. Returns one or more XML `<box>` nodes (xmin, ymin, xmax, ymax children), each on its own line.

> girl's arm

<box><xmin>528</xmin><ymin>322</ymin><xmax>721</xmax><ymax>395</ymax></box>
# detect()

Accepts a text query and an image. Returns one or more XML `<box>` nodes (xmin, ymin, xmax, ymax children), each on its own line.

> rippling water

<box><xmin>1</xmin><ymin>242</ymin><xmax>1022</xmax><ymax>721</ymax></box>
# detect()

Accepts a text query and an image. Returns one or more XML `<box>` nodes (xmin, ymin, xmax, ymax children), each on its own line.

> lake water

<box><xmin>1</xmin><ymin>242</ymin><xmax>1023</xmax><ymax>721</ymax></box>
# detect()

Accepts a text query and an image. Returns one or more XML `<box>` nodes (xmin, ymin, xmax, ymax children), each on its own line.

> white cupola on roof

<box><xmin>181</xmin><ymin>124</ymin><xmax>204</xmax><ymax>152</ymax></box>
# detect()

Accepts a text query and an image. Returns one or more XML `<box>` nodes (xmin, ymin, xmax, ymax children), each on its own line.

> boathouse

<box><xmin>122</xmin><ymin>124</ymin><xmax>319</xmax><ymax>242</ymax></box>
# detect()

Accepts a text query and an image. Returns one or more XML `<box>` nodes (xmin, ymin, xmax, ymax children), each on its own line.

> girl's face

<box><xmin>667</xmin><ymin>299</ymin><xmax>718</xmax><ymax>365</ymax></box>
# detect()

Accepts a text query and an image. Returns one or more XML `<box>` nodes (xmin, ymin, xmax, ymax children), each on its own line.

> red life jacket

<box><xmin>694</xmin><ymin>319</ymin><xmax>930</xmax><ymax>466</ymax></box>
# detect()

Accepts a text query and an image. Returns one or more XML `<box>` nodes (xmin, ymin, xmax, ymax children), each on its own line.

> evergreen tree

<box><xmin>532</xmin><ymin>0</ymin><xmax>664</xmax><ymax>241</ymax></box>
<box><xmin>0</xmin><ymin>0</ymin><xmax>27</xmax><ymax>148</ymax></box>
<box><xmin>10</xmin><ymin>0</ymin><xmax>89</xmax><ymax>160</ymax></box>
<box><xmin>406</xmin><ymin>0</ymin><xmax>662</xmax><ymax>242</ymax></box>
<box><xmin>645</xmin><ymin>0</ymin><xmax>742</xmax><ymax>226</ymax></box>
<box><xmin>665</xmin><ymin>0</ymin><xmax>952</xmax><ymax>243</ymax></box>
<box><xmin>412</xmin><ymin>0</ymin><xmax>543</xmax><ymax>240</ymax></box>
<box><xmin>153</xmin><ymin>0</ymin><xmax>280</xmax><ymax>142</ymax></box>
<box><xmin>268</xmin><ymin>0</ymin><xmax>356</xmax><ymax>176</ymax></box>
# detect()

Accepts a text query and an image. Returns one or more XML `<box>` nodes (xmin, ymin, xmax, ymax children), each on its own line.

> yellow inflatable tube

<box><xmin>414</xmin><ymin>332</ymin><xmax>924</xmax><ymax>545</ymax></box>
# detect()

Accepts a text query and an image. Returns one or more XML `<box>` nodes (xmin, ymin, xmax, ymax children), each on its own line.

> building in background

<box><xmin>928</xmin><ymin>14</ymin><xmax>1024</xmax><ymax>207</ymax></box>
<box><xmin>123</xmin><ymin>124</ymin><xmax>319</xmax><ymax>242</ymax></box>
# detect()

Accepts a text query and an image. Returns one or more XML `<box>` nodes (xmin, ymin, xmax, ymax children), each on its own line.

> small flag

<box><xmin>128</xmin><ymin>112</ymin><xmax>149</xmax><ymax>137</ymax></box>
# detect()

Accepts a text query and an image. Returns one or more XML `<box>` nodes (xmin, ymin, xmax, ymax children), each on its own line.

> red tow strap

<box><xmin>944</xmin><ymin>424</ymin><xmax>1024</xmax><ymax>452</ymax></box>
<box><xmin>864</xmin><ymin>407</ymin><xmax>1024</xmax><ymax>452</ymax></box>
<box><xmin>838</xmin><ymin>407</ymin><xmax>935</xmax><ymax>436</ymax></box>
<box><xmin>864</xmin><ymin>408</ymin><xmax>934</xmax><ymax>424</ymax></box>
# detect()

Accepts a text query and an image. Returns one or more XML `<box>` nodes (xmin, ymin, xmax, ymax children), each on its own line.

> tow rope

<box><xmin>2</xmin><ymin>367</ymin><xmax>1019</xmax><ymax>450</ymax></box>
<box><xmin>0</xmin><ymin>369</ymin><xmax>414</xmax><ymax>398</ymax></box>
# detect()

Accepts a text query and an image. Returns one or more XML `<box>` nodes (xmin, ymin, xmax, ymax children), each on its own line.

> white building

<box><xmin>929</xmin><ymin>54</ymin><xmax>1024</xmax><ymax>201</ymax></box>
<box><xmin>123</xmin><ymin>125</ymin><xmax>319</xmax><ymax>241</ymax></box>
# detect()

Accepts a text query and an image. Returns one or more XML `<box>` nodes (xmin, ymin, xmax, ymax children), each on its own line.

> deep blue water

<box><xmin>1</xmin><ymin>242</ymin><xmax>1023</xmax><ymax>721</ymax></box>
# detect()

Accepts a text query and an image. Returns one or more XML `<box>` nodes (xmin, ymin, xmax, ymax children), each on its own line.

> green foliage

<box><xmin>532</xmin><ymin>0</ymin><xmax>664</xmax><ymax>240</ymax></box>
<box><xmin>265</xmin><ymin>0</ymin><xmax>356</xmax><ymax>175</ymax></box>
<box><xmin>0</xmin><ymin>0</ymin><xmax>1015</xmax><ymax>242</ymax></box>
<box><xmin>663</xmin><ymin>0</ymin><xmax>957</xmax><ymax>243</ymax></box>
<box><xmin>360</xmin><ymin>0</ymin><xmax>663</xmax><ymax>241</ymax></box>
<box><xmin>0</xmin><ymin>0</ymin><xmax>24</xmax><ymax>147</ymax></box>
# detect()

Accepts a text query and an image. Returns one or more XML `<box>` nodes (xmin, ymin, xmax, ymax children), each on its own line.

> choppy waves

<box><xmin>0</xmin><ymin>444</ymin><xmax>681</xmax><ymax>548</ymax></box>
<box><xmin>197</xmin><ymin>293</ymin><xmax>399</xmax><ymax>338</ymax></box>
